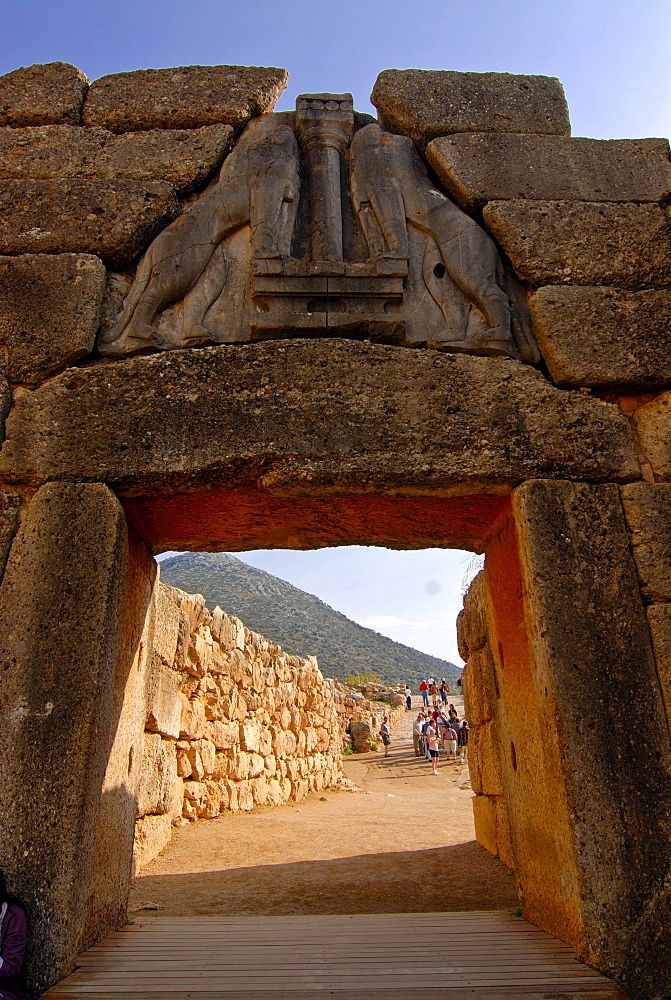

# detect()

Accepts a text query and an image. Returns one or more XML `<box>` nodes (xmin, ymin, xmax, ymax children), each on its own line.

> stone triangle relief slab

<box><xmin>99</xmin><ymin>93</ymin><xmax>539</xmax><ymax>363</ymax></box>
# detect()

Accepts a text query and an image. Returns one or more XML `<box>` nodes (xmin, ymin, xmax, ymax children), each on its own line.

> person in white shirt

<box><xmin>412</xmin><ymin>712</ymin><xmax>424</xmax><ymax>756</ymax></box>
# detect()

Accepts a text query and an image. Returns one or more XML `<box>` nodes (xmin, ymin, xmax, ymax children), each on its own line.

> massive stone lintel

<box><xmin>0</xmin><ymin>342</ymin><xmax>639</xmax><ymax>496</ymax></box>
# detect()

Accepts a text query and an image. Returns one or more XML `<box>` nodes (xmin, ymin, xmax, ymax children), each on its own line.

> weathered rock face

<box><xmin>528</xmin><ymin>286</ymin><xmax>671</xmax><ymax>388</ymax></box>
<box><xmin>0</xmin><ymin>484</ymin><xmax>128</xmax><ymax>995</ymax></box>
<box><xmin>371</xmin><ymin>70</ymin><xmax>570</xmax><ymax>146</ymax></box>
<box><xmin>0</xmin><ymin>490</ymin><xmax>21</xmax><ymax>581</ymax></box>
<box><xmin>0</xmin><ymin>62</ymin><xmax>89</xmax><ymax>126</ymax></box>
<box><xmin>427</xmin><ymin>135</ymin><xmax>671</xmax><ymax>210</ymax></box>
<box><xmin>0</xmin><ymin>178</ymin><xmax>179</xmax><ymax>268</ymax></box>
<box><xmin>0</xmin><ymin>342</ymin><xmax>640</xmax><ymax>495</ymax></box>
<box><xmin>483</xmin><ymin>201</ymin><xmax>671</xmax><ymax>289</ymax></box>
<box><xmin>0</xmin><ymin>253</ymin><xmax>106</xmax><ymax>384</ymax></box>
<box><xmin>621</xmin><ymin>484</ymin><xmax>671</xmax><ymax>601</ymax></box>
<box><xmin>0</xmin><ymin>124</ymin><xmax>234</xmax><ymax>195</ymax></box>
<box><xmin>632</xmin><ymin>391</ymin><xmax>671</xmax><ymax>479</ymax></box>
<box><xmin>510</xmin><ymin>481</ymin><xmax>671</xmax><ymax>998</ymax></box>
<box><xmin>82</xmin><ymin>65</ymin><xmax>288</xmax><ymax>132</ymax></box>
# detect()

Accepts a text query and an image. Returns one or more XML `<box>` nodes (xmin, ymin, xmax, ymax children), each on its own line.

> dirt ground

<box><xmin>129</xmin><ymin>697</ymin><xmax>518</xmax><ymax>917</ymax></box>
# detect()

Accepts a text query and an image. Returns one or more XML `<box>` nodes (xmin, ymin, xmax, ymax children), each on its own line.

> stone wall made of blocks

<box><xmin>457</xmin><ymin>570</ymin><xmax>513</xmax><ymax>870</ymax></box>
<box><xmin>0</xmin><ymin>62</ymin><xmax>670</xmax><ymax>509</ymax></box>
<box><xmin>134</xmin><ymin>582</ymin><xmax>344</xmax><ymax>873</ymax></box>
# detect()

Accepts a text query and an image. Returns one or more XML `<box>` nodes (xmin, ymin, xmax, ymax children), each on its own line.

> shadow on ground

<box><xmin>132</xmin><ymin>841</ymin><xmax>519</xmax><ymax>916</ymax></box>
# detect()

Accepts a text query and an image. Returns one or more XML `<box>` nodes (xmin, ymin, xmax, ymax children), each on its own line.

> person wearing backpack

<box><xmin>378</xmin><ymin>717</ymin><xmax>391</xmax><ymax>757</ymax></box>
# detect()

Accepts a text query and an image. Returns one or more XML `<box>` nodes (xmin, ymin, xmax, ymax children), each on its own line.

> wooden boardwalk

<box><xmin>44</xmin><ymin>912</ymin><xmax>629</xmax><ymax>999</ymax></box>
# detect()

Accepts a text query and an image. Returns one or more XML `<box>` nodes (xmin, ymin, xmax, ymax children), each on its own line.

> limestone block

<box><xmin>427</xmin><ymin>135</ymin><xmax>671</xmax><ymax>211</ymax></box>
<box><xmin>458</xmin><ymin>571</ymin><xmax>489</xmax><ymax>658</ymax></box>
<box><xmin>512</xmin><ymin>479</ymin><xmax>671</xmax><ymax>995</ymax></box>
<box><xmin>632</xmin><ymin>392</ymin><xmax>671</xmax><ymax>479</ymax></box>
<box><xmin>83</xmin><ymin>65</ymin><xmax>288</xmax><ymax>132</ymax></box>
<box><xmin>229</xmin><ymin>751</ymin><xmax>251</xmax><ymax>781</ymax></box>
<box><xmin>647</xmin><ymin>604</ymin><xmax>671</xmax><ymax>725</ymax></box>
<box><xmin>371</xmin><ymin>70</ymin><xmax>569</xmax><ymax>147</ymax></box>
<box><xmin>0</xmin><ymin>62</ymin><xmax>88</xmax><ymax>127</ymax></box>
<box><xmin>211</xmin><ymin>753</ymin><xmax>229</xmax><ymax>779</ymax></box>
<box><xmin>197</xmin><ymin>739</ymin><xmax>216</xmax><ymax>775</ymax></box>
<box><xmin>495</xmin><ymin>798</ymin><xmax>515</xmax><ymax>870</ymax></box>
<box><xmin>350</xmin><ymin>720</ymin><xmax>374</xmax><ymax>753</ymax></box>
<box><xmin>136</xmin><ymin>734</ymin><xmax>177</xmax><ymax>818</ymax></box>
<box><xmin>0</xmin><ymin>483</ymin><xmax>127</xmax><ymax>994</ymax></box>
<box><xmin>173</xmin><ymin>590</ymin><xmax>206</xmax><ymax>634</ymax></box>
<box><xmin>484</xmin><ymin>201</ymin><xmax>671</xmax><ymax>289</ymax></box>
<box><xmin>0</xmin><ymin>343</ymin><xmax>640</xmax><ymax>499</ymax></box>
<box><xmin>178</xmin><ymin>693</ymin><xmax>206</xmax><ymax>739</ymax></box>
<box><xmin>0</xmin><ymin>491</ymin><xmax>21</xmax><ymax>583</ymax></box>
<box><xmin>291</xmin><ymin>778</ymin><xmax>309</xmax><ymax>802</ymax></box>
<box><xmin>236</xmin><ymin>780</ymin><xmax>254</xmax><ymax>811</ymax></box>
<box><xmin>621</xmin><ymin>484</ymin><xmax>671</xmax><ymax>601</ymax></box>
<box><xmin>175</xmin><ymin>743</ymin><xmax>193</xmax><ymax>779</ymax></box>
<box><xmin>240</xmin><ymin>718</ymin><xmax>262</xmax><ymax>752</ymax></box>
<box><xmin>152</xmin><ymin>584</ymin><xmax>182</xmax><ymax>666</ymax></box>
<box><xmin>251</xmin><ymin>775</ymin><xmax>269</xmax><ymax>805</ymax></box>
<box><xmin>462</xmin><ymin>643</ymin><xmax>497</xmax><ymax>726</ymax></box>
<box><xmin>267</xmin><ymin>778</ymin><xmax>284</xmax><ymax>806</ymax></box>
<box><xmin>0</xmin><ymin>179</ymin><xmax>179</xmax><ymax>268</ymax></box>
<box><xmin>529</xmin><ymin>286</ymin><xmax>671</xmax><ymax>389</ymax></box>
<box><xmin>182</xmin><ymin>797</ymin><xmax>196</xmax><ymax>821</ymax></box>
<box><xmin>224</xmin><ymin>779</ymin><xmax>239</xmax><ymax>812</ymax></box>
<box><xmin>132</xmin><ymin>814</ymin><xmax>172</xmax><ymax>874</ymax></box>
<box><xmin>0</xmin><ymin>253</ymin><xmax>106</xmax><ymax>385</ymax></box>
<box><xmin>210</xmin><ymin>720</ymin><xmax>239</xmax><ymax>750</ymax></box>
<box><xmin>145</xmin><ymin>664</ymin><xmax>181</xmax><ymax>738</ymax></box>
<box><xmin>468</xmin><ymin>721</ymin><xmax>503</xmax><ymax>797</ymax></box>
<box><xmin>0</xmin><ymin>124</ymin><xmax>233</xmax><ymax>196</ymax></box>
<box><xmin>204</xmin><ymin>779</ymin><xmax>228</xmax><ymax>816</ymax></box>
<box><xmin>472</xmin><ymin>794</ymin><xmax>498</xmax><ymax>856</ymax></box>
<box><xmin>183</xmin><ymin>780</ymin><xmax>209</xmax><ymax>817</ymax></box>
<box><xmin>248</xmin><ymin>753</ymin><xmax>265</xmax><ymax>779</ymax></box>
<box><xmin>168</xmin><ymin>778</ymin><xmax>184</xmax><ymax>823</ymax></box>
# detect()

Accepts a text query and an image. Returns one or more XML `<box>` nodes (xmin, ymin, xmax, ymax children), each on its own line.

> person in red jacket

<box><xmin>419</xmin><ymin>679</ymin><xmax>429</xmax><ymax>707</ymax></box>
<box><xmin>0</xmin><ymin>870</ymin><xmax>27</xmax><ymax>1000</ymax></box>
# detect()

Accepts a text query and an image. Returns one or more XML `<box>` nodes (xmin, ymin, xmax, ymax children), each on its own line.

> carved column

<box><xmin>296</xmin><ymin>93</ymin><xmax>354</xmax><ymax>263</ymax></box>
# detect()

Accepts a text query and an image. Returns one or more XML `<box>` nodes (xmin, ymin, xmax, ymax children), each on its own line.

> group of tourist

<box><xmin>412</xmin><ymin>706</ymin><xmax>469</xmax><ymax>774</ymax></box>
<box><xmin>417</xmin><ymin>676</ymin><xmax>450</xmax><ymax>707</ymax></box>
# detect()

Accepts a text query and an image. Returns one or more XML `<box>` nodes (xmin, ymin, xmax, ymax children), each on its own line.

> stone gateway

<box><xmin>0</xmin><ymin>61</ymin><xmax>670</xmax><ymax>1000</ymax></box>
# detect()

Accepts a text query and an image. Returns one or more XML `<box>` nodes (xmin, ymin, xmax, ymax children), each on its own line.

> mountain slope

<box><xmin>159</xmin><ymin>552</ymin><xmax>461</xmax><ymax>688</ymax></box>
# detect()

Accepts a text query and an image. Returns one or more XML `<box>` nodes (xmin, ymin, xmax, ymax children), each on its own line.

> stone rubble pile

<box><xmin>134</xmin><ymin>582</ymin><xmax>344</xmax><ymax>872</ymax></box>
<box><xmin>331</xmin><ymin>681</ymin><xmax>406</xmax><ymax>752</ymax></box>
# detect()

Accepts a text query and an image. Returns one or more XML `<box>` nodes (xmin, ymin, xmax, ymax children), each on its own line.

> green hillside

<box><xmin>160</xmin><ymin>552</ymin><xmax>461</xmax><ymax>689</ymax></box>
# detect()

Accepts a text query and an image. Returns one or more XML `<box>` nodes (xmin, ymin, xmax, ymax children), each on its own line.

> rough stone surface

<box><xmin>146</xmin><ymin>664</ymin><xmax>182</xmax><ymax>739</ymax></box>
<box><xmin>462</xmin><ymin>643</ymin><xmax>497</xmax><ymax>727</ymax></box>
<box><xmin>132</xmin><ymin>814</ymin><xmax>172</xmax><ymax>875</ymax></box>
<box><xmin>0</xmin><ymin>179</ymin><xmax>179</xmax><ymax>268</ymax></box>
<box><xmin>621</xmin><ymin>483</ymin><xmax>671</xmax><ymax>601</ymax></box>
<box><xmin>427</xmin><ymin>135</ymin><xmax>671</xmax><ymax>211</ymax></box>
<box><xmin>83</xmin><ymin>65</ymin><xmax>288</xmax><ymax>132</ymax></box>
<box><xmin>0</xmin><ymin>253</ymin><xmax>106</xmax><ymax>384</ymax></box>
<box><xmin>512</xmin><ymin>480</ymin><xmax>671</xmax><ymax>997</ymax></box>
<box><xmin>349</xmin><ymin>720</ymin><xmax>374</xmax><ymax>753</ymax></box>
<box><xmin>484</xmin><ymin>201</ymin><xmax>671</xmax><ymax>289</ymax></box>
<box><xmin>647</xmin><ymin>604</ymin><xmax>671</xmax><ymax>725</ymax></box>
<box><xmin>0</xmin><ymin>491</ymin><xmax>21</xmax><ymax>583</ymax></box>
<box><xmin>371</xmin><ymin>70</ymin><xmax>570</xmax><ymax>146</ymax></box>
<box><xmin>528</xmin><ymin>286</ymin><xmax>671</xmax><ymax>388</ymax></box>
<box><xmin>0</xmin><ymin>124</ymin><xmax>234</xmax><ymax>195</ymax></box>
<box><xmin>0</xmin><ymin>483</ymin><xmax>128</xmax><ymax>995</ymax></box>
<box><xmin>632</xmin><ymin>391</ymin><xmax>671</xmax><ymax>480</ymax></box>
<box><xmin>457</xmin><ymin>571</ymin><xmax>489</xmax><ymax>658</ymax></box>
<box><xmin>0</xmin><ymin>62</ymin><xmax>88</xmax><ymax>127</ymax></box>
<box><xmin>80</xmin><ymin>527</ymin><xmax>156</xmax><ymax>954</ymax></box>
<box><xmin>0</xmin><ymin>342</ymin><xmax>640</xmax><ymax>494</ymax></box>
<box><xmin>137</xmin><ymin>733</ymin><xmax>177</xmax><ymax>818</ymax></box>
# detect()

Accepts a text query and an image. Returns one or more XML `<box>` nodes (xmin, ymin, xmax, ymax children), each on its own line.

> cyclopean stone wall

<box><xmin>1</xmin><ymin>61</ymin><xmax>671</xmax><ymax>1000</ymax></box>
<box><xmin>133</xmin><ymin>582</ymin><xmax>343</xmax><ymax>874</ymax></box>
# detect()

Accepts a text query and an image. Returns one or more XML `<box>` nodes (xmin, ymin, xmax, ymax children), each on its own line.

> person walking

<box><xmin>419</xmin><ymin>679</ymin><xmax>429</xmax><ymax>707</ymax></box>
<box><xmin>445</xmin><ymin>722</ymin><xmax>459</xmax><ymax>760</ymax></box>
<box><xmin>412</xmin><ymin>711</ymin><xmax>424</xmax><ymax>756</ymax></box>
<box><xmin>404</xmin><ymin>684</ymin><xmax>412</xmax><ymax>711</ymax></box>
<box><xmin>430</xmin><ymin>679</ymin><xmax>439</xmax><ymax>707</ymax></box>
<box><xmin>458</xmin><ymin>719</ymin><xmax>470</xmax><ymax>762</ymax></box>
<box><xmin>427</xmin><ymin>723</ymin><xmax>440</xmax><ymax>774</ymax></box>
<box><xmin>379</xmin><ymin>716</ymin><xmax>391</xmax><ymax>757</ymax></box>
<box><xmin>439</xmin><ymin>678</ymin><xmax>449</xmax><ymax>704</ymax></box>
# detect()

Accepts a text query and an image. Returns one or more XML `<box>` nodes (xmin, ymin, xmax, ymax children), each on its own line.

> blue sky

<box><xmin>5</xmin><ymin>0</ymin><xmax>670</xmax><ymax>665</ymax></box>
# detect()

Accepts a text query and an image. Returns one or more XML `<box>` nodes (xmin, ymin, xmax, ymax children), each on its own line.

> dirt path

<box><xmin>130</xmin><ymin>698</ymin><xmax>518</xmax><ymax>916</ymax></box>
